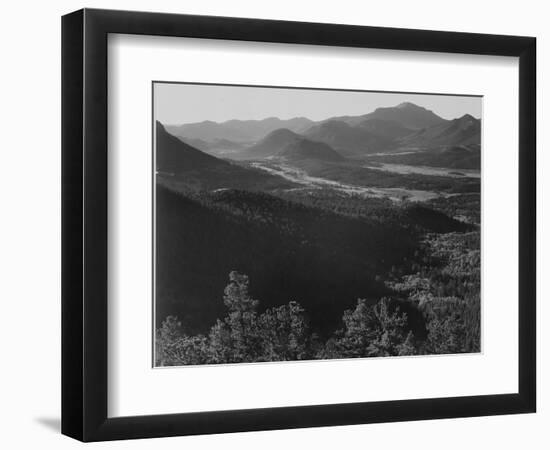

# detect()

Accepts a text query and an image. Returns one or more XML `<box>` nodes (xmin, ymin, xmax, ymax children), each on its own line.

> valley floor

<box><xmin>362</xmin><ymin>162</ymin><xmax>480</xmax><ymax>179</ymax></box>
<box><xmin>250</xmin><ymin>161</ymin><xmax>453</xmax><ymax>202</ymax></box>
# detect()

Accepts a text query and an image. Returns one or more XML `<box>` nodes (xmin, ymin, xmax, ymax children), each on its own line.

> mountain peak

<box><xmin>396</xmin><ymin>102</ymin><xmax>421</xmax><ymax>109</ymax></box>
<box><xmin>240</xmin><ymin>128</ymin><xmax>301</xmax><ymax>159</ymax></box>
<box><xmin>453</xmin><ymin>114</ymin><xmax>479</xmax><ymax>129</ymax></box>
<box><xmin>363</xmin><ymin>102</ymin><xmax>445</xmax><ymax>130</ymax></box>
<box><xmin>265</xmin><ymin>128</ymin><xmax>300</xmax><ymax>140</ymax></box>
<box><xmin>457</xmin><ymin>113</ymin><xmax>476</xmax><ymax>121</ymax></box>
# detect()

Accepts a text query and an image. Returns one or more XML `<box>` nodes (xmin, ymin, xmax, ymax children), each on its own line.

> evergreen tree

<box><xmin>327</xmin><ymin>298</ymin><xmax>417</xmax><ymax>358</ymax></box>
<box><xmin>257</xmin><ymin>301</ymin><xmax>311</xmax><ymax>361</ymax></box>
<box><xmin>221</xmin><ymin>271</ymin><xmax>263</xmax><ymax>362</ymax></box>
<box><xmin>155</xmin><ymin>316</ymin><xmax>209</xmax><ymax>365</ymax></box>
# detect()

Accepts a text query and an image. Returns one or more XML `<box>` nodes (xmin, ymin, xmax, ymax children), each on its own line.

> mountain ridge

<box><xmin>167</xmin><ymin>116</ymin><xmax>314</xmax><ymax>143</ymax></box>
<box><xmin>155</xmin><ymin>121</ymin><xmax>296</xmax><ymax>191</ymax></box>
<box><xmin>398</xmin><ymin>114</ymin><xmax>481</xmax><ymax>148</ymax></box>
<box><xmin>163</xmin><ymin>102</ymin><xmax>480</xmax><ymax>159</ymax></box>
<box><xmin>359</xmin><ymin>102</ymin><xmax>447</xmax><ymax>129</ymax></box>
<box><xmin>241</xmin><ymin>128</ymin><xmax>345</xmax><ymax>162</ymax></box>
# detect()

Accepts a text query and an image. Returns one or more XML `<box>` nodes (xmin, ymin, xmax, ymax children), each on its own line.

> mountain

<box><xmin>359</xmin><ymin>102</ymin><xmax>447</xmax><ymax>129</ymax></box>
<box><xmin>223</xmin><ymin>117</ymin><xmax>314</xmax><ymax>138</ymax></box>
<box><xmin>399</xmin><ymin>114</ymin><xmax>481</xmax><ymax>148</ymax></box>
<box><xmin>304</xmin><ymin>120</ymin><xmax>392</xmax><ymax>155</ymax></box>
<box><xmin>278</xmin><ymin>137</ymin><xmax>345</xmax><ymax>162</ymax></box>
<box><xmin>357</xmin><ymin>118</ymin><xmax>414</xmax><ymax>140</ymax></box>
<box><xmin>156</xmin><ymin>121</ymin><xmax>228</xmax><ymax>173</ymax></box>
<box><xmin>242</xmin><ymin>128</ymin><xmax>300</xmax><ymax>158</ymax></box>
<box><xmin>156</xmin><ymin>122</ymin><xmax>295</xmax><ymax>191</ymax></box>
<box><xmin>164</xmin><ymin>102</ymin><xmax>479</xmax><ymax>162</ymax></box>
<box><xmin>322</xmin><ymin>102</ymin><xmax>446</xmax><ymax>130</ymax></box>
<box><xmin>240</xmin><ymin>128</ymin><xmax>344</xmax><ymax>162</ymax></box>
<box><xmin>167</xmin><ymin>116</ymin><xmax>314</xmax><ymax>143</ymax></box>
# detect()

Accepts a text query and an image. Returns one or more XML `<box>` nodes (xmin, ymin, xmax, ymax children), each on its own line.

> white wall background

<box><xmin>0</xmin><ymin>0</ymin><xmax>546</xmax><ymax>448</ymax></box>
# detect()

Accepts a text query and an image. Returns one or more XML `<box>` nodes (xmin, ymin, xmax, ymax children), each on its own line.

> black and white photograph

<box><xmin>153</xmin><ymin>83</ymin><xmax>482</xmax><ymax>367</ymax></box>
<box><xmin>0</xmin><ymin>0</ymin><xmax>543</xmax><ymax>446</ymax></box>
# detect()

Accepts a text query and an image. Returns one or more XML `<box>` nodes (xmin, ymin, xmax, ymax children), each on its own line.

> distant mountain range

<box><xmin>314</xmin><ymin>103</ymin><xmax>480</xmax><ymax>153</ymax></box>
<box><xmin>398</xmin><ymin>113</ymin><xmax>481</xmax><ymax>148</ymax></box>
<box><xmin>166</xmin><ymin>116</ymin><xmax>314</xmax><ymax>143</ymax></box>
<box><xmin>164</xmin><ymin>102</ymin><xmax>480</xmax><ymax>160</ymax></box>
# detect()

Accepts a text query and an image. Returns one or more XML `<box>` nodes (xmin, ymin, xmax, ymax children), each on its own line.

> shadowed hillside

<box><xmin>155</xmin><ymin>184</ymin><xmax>470</xmax><ymax>336</ymax></box>
<box><xmin>156</xmin><ymin>120</ymin><xmax>227</xmax><ymax>172</ymax></box>
<box><xmin>156</xmin><ymin>121</ymin><xmax>296</xmax><ymax>191</ymax></box>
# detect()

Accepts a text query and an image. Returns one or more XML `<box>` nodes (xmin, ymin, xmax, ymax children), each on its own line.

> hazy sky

<box><xmin>154</xmin><ymin>82</ymin><xmax>482</xmax><ymax>125</ymax></box>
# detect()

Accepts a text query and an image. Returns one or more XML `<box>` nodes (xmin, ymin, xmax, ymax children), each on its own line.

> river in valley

<box><xmin>363</xmin><ymin>162</ymin><xmax>480</xmax><ymax>178</ymax></box>
<box><xmin>250</xmin><ymin>162</ymin><xmax>450</xmax><ymax>202</ymax></box>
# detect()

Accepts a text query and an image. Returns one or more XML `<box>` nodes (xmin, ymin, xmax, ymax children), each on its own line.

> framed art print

<box><xmin>61</xmin><ymin>9</ymin><xmax>536</xmax><ymax>441</ymax></box>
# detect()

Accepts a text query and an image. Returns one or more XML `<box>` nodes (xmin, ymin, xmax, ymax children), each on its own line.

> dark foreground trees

<box><xmin>155</xmin><ymin>267</ymin><xmax>479</xmax><ymax>366</ymax></box>
<box><xmin>321</xmin><ymin>298</ymin><xmax>416</xmax><ymax>359</ymax></box>
<box><xmin>156</xmin><ymin>272</ymin><xmax>315</xmax><ymax>366</ymax></box>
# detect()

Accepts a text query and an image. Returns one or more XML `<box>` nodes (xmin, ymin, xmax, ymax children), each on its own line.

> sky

<box><xmin>154</xmin><ymin>82</ymin><xmax>482</xmax><ymax>125</ymax></box>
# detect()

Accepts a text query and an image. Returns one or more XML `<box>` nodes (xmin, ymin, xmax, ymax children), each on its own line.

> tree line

<box><xmin>156</xmin><ymin>268</ymin><xmax>479</xmax><ymax>367</ymax></box>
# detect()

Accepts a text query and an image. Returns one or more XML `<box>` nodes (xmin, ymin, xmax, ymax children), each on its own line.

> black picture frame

<box><xmin>62</xmin><ymin>8</ymin><xmax>536</xmax><ymax>442</ymax></box>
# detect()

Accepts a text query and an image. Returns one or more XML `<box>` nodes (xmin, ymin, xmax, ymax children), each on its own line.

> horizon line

<box><xmin>154</xmin><ymin>81</ymin><xmax>482</xmax><ymax>125</ymax></box>
<box><xmin>161</xmin><ymin>105</ymin><xmax>481</xmax><ymax>127</ymax></box>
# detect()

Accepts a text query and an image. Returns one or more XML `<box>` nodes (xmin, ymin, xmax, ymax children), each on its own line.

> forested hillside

<box><xmin>154</xmin><ymin>96</ymin><xmax>482</xmax><ymax>366</ymax></box>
